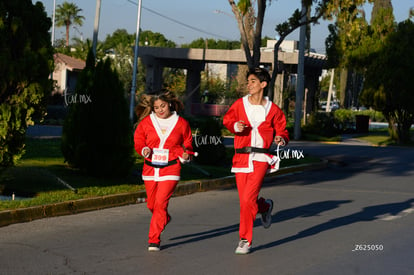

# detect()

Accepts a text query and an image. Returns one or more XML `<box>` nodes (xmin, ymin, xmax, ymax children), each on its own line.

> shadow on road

<box><xmin>164</xmin><ymin>198</ymin><xmax>414</xmax><ymax>252</ymax></box>
<box><xmin>253</xmin><ymin>198</ymin><xmax>414</xmax><ymax>253</ymax></box>
<box><xmin>164</xmin><ymin>200</ymin><xmax>352</xmax><ymax>250</ymax></box>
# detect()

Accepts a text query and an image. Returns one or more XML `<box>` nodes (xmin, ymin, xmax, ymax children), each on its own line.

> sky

<box><xmin>34</xmin><ymin>0</ymin><xmax>413</xmax><ymax>54</ymax></box>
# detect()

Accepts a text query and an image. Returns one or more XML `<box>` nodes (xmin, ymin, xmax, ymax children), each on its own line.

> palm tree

<box><xmin>55</xmin><ymin>1</ymin><xmax>85</xmax><ymax>47</ymax></box>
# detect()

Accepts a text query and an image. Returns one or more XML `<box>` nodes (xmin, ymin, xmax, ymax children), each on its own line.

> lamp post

<box><xmin>129</xmin><ymin>0</ymin><xmax>143</xmax><ymax>121</ymax></box>
<box><xmin>92</xmin><ymin>0</ymin><xmax>101</xmax><ymax>58</ymax></box>
<box><xmin>294</xmin><ymin>2</ymin><xmax>307</xmax><ymax>140</ymax></box>
<box><xmin>51</xmin><ymin>0</ymin><xmax>56</xmax><ymax>46</ymax></box>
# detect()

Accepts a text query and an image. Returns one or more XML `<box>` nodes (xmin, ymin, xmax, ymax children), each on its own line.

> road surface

<box><xmin>1</xmin><ymin>141</ymin><xmax>413</xmax><ymax>274</ymax></box>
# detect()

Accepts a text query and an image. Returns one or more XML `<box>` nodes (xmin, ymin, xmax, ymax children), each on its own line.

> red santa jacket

<box><xmin>223</xmin><ymin>96</ymin><xmax>289</xmax><ymax>173</ymax></box>
<box><xmin>134</xmin><ymin>112</ymin><xmax>193</xmax><ymax>181</ymax></box>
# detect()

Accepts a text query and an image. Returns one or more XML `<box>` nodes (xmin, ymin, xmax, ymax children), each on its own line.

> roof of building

<box><xmin>54</xmin><ymin>53</ymin><xmax>85</xmax><ymax>71</ymax></box>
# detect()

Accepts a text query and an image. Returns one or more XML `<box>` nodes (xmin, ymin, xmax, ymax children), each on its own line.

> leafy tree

<box><xmin>182</xmin><ymin>38</ymin><xmax>241</xmax><ymax>49</ymax></box>
<box><xmin>324</xmin><ymin>0</ymin><xmax>392</xmax><ymax>108</ymax></box>
<box><xmin>55</xmin><ymin>1</ymin><xmax>85</xmax><ymax>47</ymax></box>
<box><xmin>0</xmin><ymin>0</ymin><xmax>54</xmax><ymax>169</ymax></box>
<box><xmin>61</xmin><ymin>51</ymin><xmax>134</xmax><ymax>177</ymax></box>
<box><xmin>200</xmin><ymin>75</ymin><xmax>228</xmax><ymax>104</ymax></box>
<box><xmin>326</xmin><ymin>0</ymin><xmax>414</xmax><ymax>143</ymax></box>
<box><xmin>227</xmin><ymin>0</ymin><xmax>330</xmax><ymax>107</ymax></box>
<box><xmin>68</xmin><ymin>38</ymin><xmax>104</xmax><ymax>60</ymax></box>
<box><xmin>110</xmin><ymin>43</ymin><xmax>135</xmax><ymax>93</ymax></box>
<box><xmin>102</xmin><ymin>29</ymin><xmax>135</xmax><ymax>52</ymax></box>
<box><xmin>139</xmin><ymin>30</ymin><xmax>176</xmax><ymax>48</ymax></box>
<box><xmin>164</xmin><ymin>69</ymin><xmax>187</xmax><ymax>97</ymax></box>
<box><xmin>228</xmin><ymin>0</ymin><xmax>328</xmax><ymax>70</ymax></box>
<box><xmin>325</xmin><ymin>0</ymin><xmax>373</xmax><ymax>68</ymax></box>
<box><xmin>101</xmin><ymin>29</ymin><xmax>175</xmax><ymax>96</ymax></box>
<box><xmin>270</xmin><ymin>0</ymin><xmax>329</xmax><ymax>99</ymax></box>
<box><xmin>360</xmin><ymin>20</ymin><xmax>414</xmax><ymax>144</ymax></box>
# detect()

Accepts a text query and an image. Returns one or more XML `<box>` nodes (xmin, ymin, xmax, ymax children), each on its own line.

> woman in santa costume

<box><xmin>223</xmin><ymin>67</ymin><xmax>289</xmax><ymax>254</ymax></box>
<box><xmin>134</xmin><ymin>91</ymin><xmax>193</xmax><ymax>252</ymax></box>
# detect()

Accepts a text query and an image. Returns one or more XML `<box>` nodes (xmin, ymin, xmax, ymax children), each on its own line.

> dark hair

<box><xmin>150</xmin><ymin>90</ymin><xmax>184</xmax><ymax>113</ymax></box>
<box><xmin>135</xmin><ymin>91</ymin><xmax>184</xmax><ymax>124</ymax></box>
<box><xmin>246</xmin><ymin>67</ymin><xmax>271</xmax><ymax>84</ymax></box>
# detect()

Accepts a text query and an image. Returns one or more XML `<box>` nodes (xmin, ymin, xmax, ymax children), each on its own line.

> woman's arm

<box><xmin>273</xmin><ymin>107</ymin><xmax>289</xmax><ymax>146</ymax></box>
<box><xmin>134</xmin><ymin>119</ymin><xmax>151</xmax><ymax>158</ymax></box>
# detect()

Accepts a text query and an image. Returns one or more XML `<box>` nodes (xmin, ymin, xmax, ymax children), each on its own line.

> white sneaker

<box><xmin>261</xmin><ymin>199</ymin><xmax>273</xmax><ymax>229</ymax></box>
<box><xmin>235</xmin><ymin>239</ymin><xmax>251</xmax><ymax>254</ymax></box>
<box><xmin>148</xmin><ymin>243</ymin><xmax>160</xmax><ymax>252</ymax></box>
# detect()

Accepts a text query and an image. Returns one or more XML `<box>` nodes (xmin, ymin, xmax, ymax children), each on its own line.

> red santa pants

<box><xmin>235</xmin><ymin>161</ymin><xmax>270</xmax><ymax>243</ymax></box>
<box><xmin>145</xmin><ymin>180</ymin><xmax>177</xmax><ymax>244</ymax></box>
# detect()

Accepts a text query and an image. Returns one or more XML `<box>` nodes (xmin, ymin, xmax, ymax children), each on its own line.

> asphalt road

<box><xmin>1</xmin><ymin>140</ymin><xmax>414</xmax><ymax>275</ymax></box>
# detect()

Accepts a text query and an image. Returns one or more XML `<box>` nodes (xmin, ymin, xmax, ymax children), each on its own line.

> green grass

<box><xmin>355</xmin><ymin>128</ymin><xmax>414</xmax><ymax>146</ymax></box>
<box><xmin>302</xmin><ymin>133</ymin><xmax>342</xmax><ymax>142</ymax></box>
<box><xmin>0</xmin><ymin>138</ymin><xmax>321</xmax><ymax>211</ymax></box>
<box><xmin>356</xmin><ymin>132</ymin><xmax>392</xmax><ymax>146</ymax></box>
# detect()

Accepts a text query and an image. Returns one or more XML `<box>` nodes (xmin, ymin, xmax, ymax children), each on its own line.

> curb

<box><xmin>0</xmin><ymin>160</ymin><xmax>327</xmax><ymax>227</ymax></box>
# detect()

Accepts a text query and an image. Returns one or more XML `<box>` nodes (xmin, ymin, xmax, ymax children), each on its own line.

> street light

<box><xmin>51</xmin><ymin>0</ymin><xmax>56</xmax><ymax>46</ymax></box>
<box><xmin>129</xmin><ymin>0</ymin><xmax>143</xmax><ymax>121</ymax></box>
<box><xmin>92</xmin><ymin>0</ymin><xmax>101</xmax><ymax>58</ymax></box>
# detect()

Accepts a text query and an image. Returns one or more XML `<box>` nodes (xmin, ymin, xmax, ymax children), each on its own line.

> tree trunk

<box><xmin>229</xmin><ymin>0</ymin><xmax>256</xmax><ymax>94</ymax></box>
<box><xmin>339</xmin><ymin>68</ymin><xmax>347</xmax><ymax>108</ymax></box>
<box><xmin>66</xmin><ymin>24</ymin><xmax>70</xmax><ymax>46</ymax></box>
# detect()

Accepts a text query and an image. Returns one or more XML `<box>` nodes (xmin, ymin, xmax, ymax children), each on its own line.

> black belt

<box><xmin>145</xmin><ymin>159</ymin><xmax>178</xmax><ymax>168</ymax></box>
<box><xmin>235</xmin><ymin>147</ymin><xmax>269</xmax><ymax>154</ymax></box>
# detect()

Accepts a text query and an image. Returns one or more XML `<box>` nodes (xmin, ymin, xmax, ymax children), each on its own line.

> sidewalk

<box><xmin>0</xmin><ymin>160</ymin><xmax>327</xmax><ymax>227</ymax></box>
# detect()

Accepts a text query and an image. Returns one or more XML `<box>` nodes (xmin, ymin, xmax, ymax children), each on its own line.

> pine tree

<box><xmin>61</xmin><ymin>50</ymin><xmax>134</xmax><ymax>177</ymax></box>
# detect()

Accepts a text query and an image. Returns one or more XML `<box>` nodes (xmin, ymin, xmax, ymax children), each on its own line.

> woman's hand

<box><xmin>274</xmin><ymin>136</ymin><xmax>286</xmax><ymax>146</ymax></box>
<box><xmin>182</xmin><ymin>152</ymin><xmax>190</xmax><ymax>160</ymax></box>
<box><xmin>143</xmin><ymin>148</ymin><xmax>151</xmax><ymax>158</ymax></box>
<box><xmin>236</xmin><ymin>120</ymin><xmax>248</xmax><ymax>132</ymax></box>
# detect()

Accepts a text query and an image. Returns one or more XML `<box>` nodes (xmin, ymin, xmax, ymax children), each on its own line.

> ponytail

<box><xmin>135</xmin><ymin>94</ymin><xmax>152</xmax><ymax>124</ymax></box>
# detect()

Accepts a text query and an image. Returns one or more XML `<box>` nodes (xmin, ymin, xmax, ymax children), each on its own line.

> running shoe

<box><xmin>261</xmin><ymin>199</ymin><xmax>273</xmax><ymax>229</ymax></box>
<box><xmin>148</xmin><ymin>243</ymin><xmax>160</xmax><ymax>252</ymax></box>
<box><xmin>235</xmin><ymin>239</ymin><xmax>251</xmax><ymax>254</ymax></box>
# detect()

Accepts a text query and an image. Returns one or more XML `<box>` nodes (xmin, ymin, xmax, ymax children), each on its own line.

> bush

<box><xmin>302</xmin><ymin>112</ymin><xmax>339</xmax><ymax>137</ymax></box>
<box><xmin>333</xmin><ymin>109</ymin><xmax>355</xmax><ymax>133</ymax></box>
<box><xmin>190</xmin><ymin>117</ymin><xmax>227</xmax><ymax>166</ymax></box>
<box><xmin>359</xmin><ymin>109</ymin><xmax>385</xmax><ymax>122</ymax></box>
<box><xmin>303</xmin><ymin>109</ymin><xmax>386</xmax><ymax>138</ymax></box>
<box><xmin>61</xmin><ymin>51</ymin><xmax>134</xmax><ymax>178</ymax></box>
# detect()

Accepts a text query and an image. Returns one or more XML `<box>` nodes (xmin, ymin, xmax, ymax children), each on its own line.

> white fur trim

<box><xmin>150</xmin><ymin>112</ymin><xmax>179</xmax><ymax>148</ymax></box>
<box><xmin>231</xmin><ymin>167</ymin><xmax>254</xmax><ymax>173</ymax></box>
<box><xmin>142</xmin><ymin>175</ymin><xmax>180</xmax><ymax>181</ymax></box>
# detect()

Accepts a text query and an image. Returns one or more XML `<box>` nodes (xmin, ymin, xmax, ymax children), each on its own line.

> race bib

<box><xmin>151</xmin><ymin>148</ymin><xmax>169</xmax><ymax>166</ymax></box>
